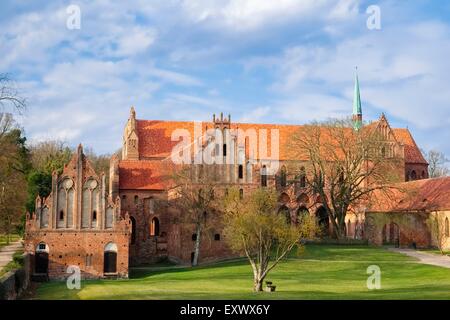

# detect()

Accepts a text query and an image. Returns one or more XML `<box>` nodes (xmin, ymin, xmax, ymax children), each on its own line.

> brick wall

<box><xmin>24</xmin><ymin>230</ymin><xmax>129</xmax><ymax>280</ymax></box>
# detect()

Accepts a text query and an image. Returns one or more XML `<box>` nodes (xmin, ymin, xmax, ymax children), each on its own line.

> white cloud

<box><xmin>249</xmin><ymin>21</ymin><xmax>450</xmax><ymax>129</ymax></box>
<box><xmin>180</xmin><ymin>0</ymin><xmax>360</xmax><ymax>31</ymax></box>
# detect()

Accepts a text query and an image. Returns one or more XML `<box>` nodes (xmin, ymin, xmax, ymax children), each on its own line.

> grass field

<box><xmin>35</xmin><ymin>245</ymin><xmax>450</xmax><ymax>300</ymax></box>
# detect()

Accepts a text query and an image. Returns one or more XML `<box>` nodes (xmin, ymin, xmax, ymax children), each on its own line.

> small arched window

<box><xmin>214</xmin><ymin>234</ymin><xmax>220</xmax><ymax>241</ymax></box>
<box><xmin>92</xmin><ymin>210</ymin><xmax>97</xmax><ymax>221</ymax></box>
<box><xmin>223</xmin><ymin>144</ymin><xmax>227</xmax><ymax>157</ymax></box>
<box><xmin>134</xmin><ymin>195</ymin><xmax>138</xmax><ymax>205</ymax></box>
<box><xmin>150</xmin><ymin>217</ymin><xmax>160</xmax><ymax>236</ymax></box>
<box><xmin>261</xmin><ymin>165</ymin><xmax>267</xmax><ymax>187</ymax></box>
<box><xmin>246</xmin><ymin>161</ymin><xmax>252</xmax><ymax>183</ymax></box>
<box><xmin>299</xmin><ymin>166</ymin><xmax>306</xmax><ymax>188</ymax></box>
<box><xmin>192</xmin><ymin>233</ymin><xmax>197</xmax><ymax>241</ymax></box>
<box><xmin>280</xmin><ymin>166</ymin><xmax>287</xmax><ymax>187</ymax></box>
<box><xmin>411</xmin><ymin>170</ymin><xmax>417</xmax><ymax>180</ymax></box>
<box><xmin>239</xmin><ymin>188</ymin><xmax>244</xmax><ymax>199</ymax></box>
<box><xmin>59</xmin><ymin>210</ymin><xmax>64</xmax><ymax>220</ymax></box>
<box><xmin>130</xmin><ymin>216</ymin><xmax>136</xmax><ymax>245</ymax></box>
<box><xmin>238</xmin><ymin>165</ymin><xmax>243</xmax><ymax>179</ymax></box>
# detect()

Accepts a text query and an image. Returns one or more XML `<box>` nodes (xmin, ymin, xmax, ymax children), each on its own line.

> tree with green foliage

<box><xmin>0</xmin><ymin>119</ymin><xmax>29</xmax><ymax>241</ymax></box>
<box><xmin>222</xmin><ymin>187</ymin><xmax>317</xmax><ymax>292</ymax></box>
<box><xmin>26</xmin><ymin>140</ymin><xmax>73</xmax><ymax>215</ymax></box>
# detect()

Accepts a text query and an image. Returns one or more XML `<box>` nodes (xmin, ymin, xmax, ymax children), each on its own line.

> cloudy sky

<box><xmin>1</xmin><ymin>0</ymin><xmax>450</xmax><ymax>156</ymax></box>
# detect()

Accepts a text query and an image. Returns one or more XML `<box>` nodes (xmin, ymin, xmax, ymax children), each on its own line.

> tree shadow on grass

<box><xmin>130</xmin><ymin>258</ymin><xmax>249</xmax><ymax>279</ymax></box>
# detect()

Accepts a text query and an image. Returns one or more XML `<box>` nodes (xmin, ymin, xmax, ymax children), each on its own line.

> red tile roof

<box><xmin>392</xmin><ymin>128</ymin><xmax>428</xmax><ymax>165</ymax></box>
<box><xmin>120</xmin><ymin>118</ymin><xmax>427</xmax><ymax>191</ymax></box>
<box><xmin>369</xmin><ymin>177</ymin><xmax>450</xmax><ymax>212</ymax></box>
<box><xmin>119</xmin><ymin>160</ymin><xmax>174</xmax><ymax>190</ymax></box>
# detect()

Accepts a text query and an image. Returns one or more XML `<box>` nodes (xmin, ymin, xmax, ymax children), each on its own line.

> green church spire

<box><xmin>352</xmin><ymin>67</ymin><xmax>362</xmax><ymax>130</ymax></box>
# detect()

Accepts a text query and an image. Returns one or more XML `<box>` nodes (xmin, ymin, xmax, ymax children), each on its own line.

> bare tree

<box><xmin>426</xmin><ymin>150</ymin><xmax>449</xmax><ymax>178</ymax></box>
<box><xmin>426</xmin><ymin>213</ymin><xmax>448</xmax><ymax>255</ymax></box>
<box><xmin>223</xmin><ymin>187</ymin><xmax>317</xmax><ymax>292</ymax></box>
<box><xmin>0</xmin><ymin>73</ymin><xmax>26</xmax><ymax>112</ymax></box>
<box><xmin>168</xmin><ymin>164</ymin><xmax>218</xmax><ymax>266</ymax></box>
<box><xmin>290</xmin><ymin>118</ymin><xmax>401</xmax><ymax>239</ymax></box>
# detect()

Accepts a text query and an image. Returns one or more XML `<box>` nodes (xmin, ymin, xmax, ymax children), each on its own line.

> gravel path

<box><xmin>0</xmin><ymin>240</ymin><xmax>23</xmax><ymax>270</ymax></box>
<box><xmin>389</xmin><ymin>248</ymin><xmax>450</xmax><ymax>269</ymax></box>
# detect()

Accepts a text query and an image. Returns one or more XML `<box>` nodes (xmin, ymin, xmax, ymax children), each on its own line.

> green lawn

<box><xmin>35</xmin><ymin>245</ymin><xmax>450</xmax><ymax>300</ymax></box>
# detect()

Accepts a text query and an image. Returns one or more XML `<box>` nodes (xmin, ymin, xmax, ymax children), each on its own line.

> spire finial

<box><xmin>352</xmin><ymin>68</ymin><xmax>362</xmax><ymax>130</ymax></box>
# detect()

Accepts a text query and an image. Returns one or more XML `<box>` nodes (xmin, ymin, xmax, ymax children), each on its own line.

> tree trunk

<box><xmin>253</xmin><ymin>276</ymin><xmax>265</xmax><ymax>292</ymax></box>
<box><xmin>192</xmin><ymin>223</ymin><xmax>202</xmax><ymax>267</ymax></box>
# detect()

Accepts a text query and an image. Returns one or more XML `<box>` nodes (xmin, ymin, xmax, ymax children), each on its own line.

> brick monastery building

<box><xmin>24</xmin><ymin>76</ymin><xmax>450</xmax><ymax>279</ymax></box>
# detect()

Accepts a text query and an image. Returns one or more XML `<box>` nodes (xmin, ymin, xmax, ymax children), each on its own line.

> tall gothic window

<box><xmin>299</xmin><ymin>166</ymin><xmax>306</xmax><ymax>188</ymax></box>
<box><xmin>261</xmin><ymin>165</ymin><xmax>267</xmax><ymax>187</ymax></box>
<box><xmin>150</xmin><ymin>217</ymin><xmax>160</xmax><ymax>237</ymax></box>
<box><xmin>238</xmin><ymin>165</ymin><xmax>243</xmax><ymax>179</ymax></box>
<box><xmin>280</xmin><ymin>166</ymin><xmax>287</xmax><ymax>187</ymax></box>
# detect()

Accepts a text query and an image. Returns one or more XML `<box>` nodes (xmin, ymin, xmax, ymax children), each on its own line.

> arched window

<box><xmin>104</xmin><ymin>242</ymin><xmax>117</xmax><ymax>274</ymax></box>
<box><xmin>215</xmin><ymin>143</ymin><xmax>220</xmax><ymax>156</ymax></box>
<box><xmin>278</xmin><ymin>205</ymin><xmax>291</xmax><ymax>224</ymax></box>
<box><xmin>214</xmin><ymin>234</ymin><xmax>221</xmax><ymax>241</ymax></box>
<box><xmin>316</xmin><ymin>207</ymin><xmax>329</xmax><ymax>236</ymax></box>
<box><xmin>192</xmin><ymin>234</ymin><xmax>197</xmax><ymax>241</ymax></box>
<box><xmin>246</xmin><ymin>161</ymin><xmax>252</xmax><ymax>183</ymax></box>
<box><xmin>59</xmin><ymin>210</ymin><xmax>64</xmax><ymax>220</ymax></box>
<box><xmin>105</xmin><ymin>207</ymin><xmax>114</xmax><ymax>229</ymax></box>
<box><xmin>296</xmin><ymin>207</ymin><xmax>309</xmax><ymax>224</ymax></box>
<box><xmin>261</xmin><ymin>165</ymin><xmax>267</xmax><ymax>187</ymax></box>
<box><xmin>150</xmin><ymin>217</ymin><xmax>160</xmax><ymax>236</ymax></box>
<box><xmin>134</xmin><ymin>195</ymin><xmax>138</xmax><ymax>205</ymax></box>
<box><xmin>280</xmin><ymin>166</ymin><xmax>287</xmax><ymax>187</ymax></box>
<box><xmin>130</xmin><ymin>216</ymin><xmax>136</xmax><ymax>244</ymax></box>
<box><xmin>446</xmin><ymin>218</ymin><xmax>449</xmax><ymax>237</ymax></box>
<box><xmin>223</xmin><ymin>144</ymin><xmax>227</xmax><ymax>157</ymax></box>
<box><xmin>239</xmin><ymin>188</ymin><xmax>244</xmax><ymax>199</ymax></box>
<box><xmin>410</xmin><ymin>170</ymin><xmax>417</xmax><ymax>180</ymax></box>
<box><xmin>238</xmin><ymin>165</ymin><xmax>243</xmax><ymax>179</ymax></box>
<box><xmin>92</xmin><ymin>210</ymin><xmax>97</xmax><ymax>221</ymax></box>
<box><xmin>35</xmin><ymin>242</ymin><xmax>49</xmax><ymax>274</ymax></box>
<box><xmin>40</xmin><ymin>206</ymin><xmax>49</xmax><ymax>228</ymax></box>
<box><xmin>299</xmin><ymin>166</ymin><xmax>306</xmax><ymax>188</ymax></box>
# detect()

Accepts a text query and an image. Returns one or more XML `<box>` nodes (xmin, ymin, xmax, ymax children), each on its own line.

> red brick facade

<box><xmin>25</xmin><ymin>107</ymin><xmax>436</xmax><ymax>278</ymax></box>
<box><xmin>24</xmin><ymin>145</ymin><xmax>130</xmax><ymax>280</ymax></box>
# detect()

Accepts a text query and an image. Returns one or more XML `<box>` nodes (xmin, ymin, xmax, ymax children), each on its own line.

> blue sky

<box><xmin>1</xmin><ymin>0</ymin><xmax>450</xmax><ymax>157</ymax></box>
